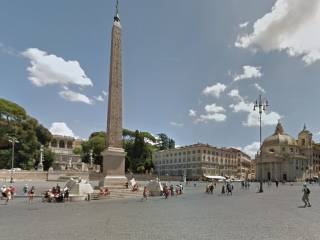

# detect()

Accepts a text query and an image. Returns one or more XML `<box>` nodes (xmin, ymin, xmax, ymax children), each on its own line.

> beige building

<box><xmin>250</xmin><ymin>159</ymin><xmax>256</xmax><ymax>180</ymax></box>
<box><xmin>49</xmin><ymin>135</ymin><xmax>85</xmax><ymax>171</ymax></box>
<box><xmin>153</xmin><ymin>143</ymin><xmax>251</xmax><ymax>180</ymax></box>
<box><xmin>256</xmin><ymin>121</ymin><xmax>320</xmax><ymax>182</ymax></box>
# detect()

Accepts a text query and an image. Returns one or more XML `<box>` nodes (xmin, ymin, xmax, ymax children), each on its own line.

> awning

<box><xmin>203</xmin><ymin>175</ymin><xmax>226</xmax><ymax>180</ymax></box>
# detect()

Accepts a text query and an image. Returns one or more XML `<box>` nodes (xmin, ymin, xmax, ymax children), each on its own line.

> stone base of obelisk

<box><xmin>99</xmin><ymin>147</ymin><xmax>127</xmax><ymax>188</ymax></box>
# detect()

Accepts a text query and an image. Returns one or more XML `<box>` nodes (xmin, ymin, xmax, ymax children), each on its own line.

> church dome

<box><xmin>262</xmin><ymin>121</ymin><xmax>297</xmax><ymax>146</ymax></box>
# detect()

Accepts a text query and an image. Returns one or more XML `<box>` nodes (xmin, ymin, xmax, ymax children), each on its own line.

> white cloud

<box><xmin>203</xmin><ymin>83</ymin><xmax>226</xmax><ymax>98</ymax></box>
<box><xmin>227</xmin><ymin>89</ymin><xmax>244</xmax><ymax>101</ymax></box>
<box><xmin>204</xmin><ymin>103</ymin><xmax>225</xmax><ymax>113</ymax></box>
<box><xmin>102</xmin><ymin>91</ymin><xmax>108</xmax><ymax>97</ymax></box>
<box><xmin>170</xmin><ymin>121</ymin><xmax>184</xmax><ymax>127</ymax></box>
<box><xmin>229</xmin><ymin>97</ymin><xmax>281</xmax><ymax>127</ymax></box>
<box><xmin>239</xmin><ymin>21</ymin><xmax>249</xmax><ymax>28</ymax></box>
<box><xmin>233</xmin><ymin>66</ymin><xmax>262</xmax><ymax>81</ymax></box>
<box><xmin>188</xmin><ymin>109</ymin><xmax>197</xmax><ymax>117</ymax></box>
<box><xmin>235</xmin><ymin>0</ymin><xmax>320</xmax><ymax>65</ymax></box>
<box><xmin>244</xmin><ymin>111</ymin><xmax>281</xmax><ymax>127</ymax></box>
<box><xmin>242</xmin><ymin>142</ymin><xmax>260</xmax><ymax>158</ymax></box>
<box><xmin>254</xmin><ymin>83</ymin><xmax>266</xmax><ymax>93</ymax></box>
<box><xmin>49</xmin><ymin>122</ymin><xmax>74</xmax><ymax>137</ymax></box>
<box><xmin>230</xmin><ymin>101</ymin><xmax>253</xmax><ymax>113</ymax></box>
<box><xmin>195</xmin><ymin>113</ymin><xmax>226</xmax><ymax>123</ymax></box>
<box><xmin>22</xmin><ymin>48</ymin><xmax>93</xmax><ymax>87</ymax></box>
<box><xmin>94</xmin><ymin>95</ymin><xmax>104</xmax><ymax>102</ymax></box>
<box><xmin>59</xmin><ymin>89</ymin><xmax>93</xmax><ymax>105</ymax></box>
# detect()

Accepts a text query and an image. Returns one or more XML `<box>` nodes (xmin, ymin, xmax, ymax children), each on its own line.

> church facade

<box><xmin>256</xmin><ymin>122</ymin><xmax>320</xmax><ymax>182</ymax></box>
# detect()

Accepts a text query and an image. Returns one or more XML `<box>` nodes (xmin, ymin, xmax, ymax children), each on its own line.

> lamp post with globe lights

<box><xmin>8</xmin><ymin>136</ymin><xmax>19</xmax><ymax>183</ymax></box>
<box><xmin>253</xmin><ymin>95</ymin><xmax>269</xmax><ymax>193</ymax></box>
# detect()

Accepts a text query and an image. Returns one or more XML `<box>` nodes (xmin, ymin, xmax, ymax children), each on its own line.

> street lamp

<box><xmin>253</xmin><ymin>95</ymin><xmax>269</xmax><ymax>193</ymax></box>
<box><xmin>8</xmin><ymin>136</ymin><xmax>19</xmax><ymax>183</ymax></box>
<box><xmin>89</xmin><ymin>149</ymin><xmax>93</xmax><ymax>168</ymax></box>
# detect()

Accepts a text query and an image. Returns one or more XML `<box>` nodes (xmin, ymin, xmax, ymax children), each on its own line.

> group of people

<box><xmin>162</xmin><ymin>184</ymin><xmax>183</xmax><ymax>199</ymax></box>
<box><xmin>1</xmin><ymin>185</ymin><xmax>16</xmax><ymax>204</ymax></box>
<box><xmin>205</xmin><ymin>181</ymin><xmax>234</xmax><ymax>196</ymax></box>
<box><xmin>221</xmin><ymin>182</ymin><xmax>233</xmax><ymax>195</ymax></box>
<box><xmin>42</xmin><ymin>184</ymin><xmax>69</xmax><ymax>203</ymax></box>
<box><xmin>1</xmin><ymin>184</ymin><xmax>35</xmax><ymax>204</ymax></box>
<box><xmin>205</xmin><ymin>182</ymin><xmax>216</xmax><ymax>194</ymax></box>
<box><xmin>241</xmin><ymin>181</ymin><xmax>251</xmax><ymax>189</ymax></box>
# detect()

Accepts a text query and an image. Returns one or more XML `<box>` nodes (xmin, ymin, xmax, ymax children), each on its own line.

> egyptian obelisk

<box><xmin>99</xmin><ymin>0</ymin><xmax>127</xmax><ymax>187</ymax></box>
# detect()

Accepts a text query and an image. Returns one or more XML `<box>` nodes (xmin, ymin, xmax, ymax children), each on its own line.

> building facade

<box><xmin>153</xmin><ymin>143</ymin><xmax>251</xmax><ymax>180</ymax></box>
<box><xmin>49</xmin><ymin>135</ymin><xmax>86</xmax><ymax>171</ymax></box>
<box><xmin>256</xmin><ymin>122</ymin><xmax>320</xmax><ymax>182</ymax></box>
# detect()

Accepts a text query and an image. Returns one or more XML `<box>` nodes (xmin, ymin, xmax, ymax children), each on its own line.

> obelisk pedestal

<box><xmin>99</xmin><ymin>147</ymin><xmax>127</xmax><ymax>188</ymax></box>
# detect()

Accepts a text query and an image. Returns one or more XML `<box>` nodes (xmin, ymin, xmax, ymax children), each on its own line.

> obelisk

<box><xmin>99</xmin><ymin>0</ymin><xmax>127</xmax><ymax>187</ymax></box>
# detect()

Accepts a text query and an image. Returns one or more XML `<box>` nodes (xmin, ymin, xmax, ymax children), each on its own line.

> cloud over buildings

<box><xmin>170</xmin><ymin>121</ymin><xmax>184</xmax><ymax>127</ymax></box>
<box><xmin>49</xmin><ymin>122</ymin><xmax>74</xmax><ymax>137</ymax></box>
<box><xmin>235</xmin><ymin>0</ymin><xmax>320</xmax><ymax>65</ymax></box>
<box><xmin>59</xmin><ymin>89</ymin><xmax>93</xmax><ymax>105</ymax></box>
<box><xmin>188</xmin><ymin>109</ymin><xmax>197</xmax><ymax>117</ymax></box>
<box><xmin>233</xmin><ymin>66</ymin><xmax>262</xmax><ymax>81</ymax></box>
<box><xmin>203</xmin><ymin>83</ymin><xmax>226</xmax><ymax>98</ymax></box>
<box><xmin>22</xmin><ymin>48</ymin><xmax>93</xmax><ymax>87</ymax></box>
<box><xmin>242</xmin><ymin>141</ymin><xmax>260</xmax><ymax>158</ymax></box>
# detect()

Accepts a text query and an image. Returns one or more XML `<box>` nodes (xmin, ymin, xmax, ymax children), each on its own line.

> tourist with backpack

<box><xmin>302</xmin><ymin>183</ymin><xmax>311</xmax><ymax>207</ymax></box>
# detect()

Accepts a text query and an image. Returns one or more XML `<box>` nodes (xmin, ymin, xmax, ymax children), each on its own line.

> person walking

<box><xmin>302</xmin><ymin>183</ymin><xmax>311</xmax><ymax>207</ymax></box>
<box><xmin>23</xmin><ymin>184</ymin><xmax>28</xmax><ymax>196</ymax></box>
<box><xmin>221</xmin><ymin>185</ymin><xmax>225</xmax><ymax>195</ymax></box>
<box><xmin>142</xmin><ymin>186</ymin><xmax>148</xmax><ymax>201</ymax></box>
<box><xmin>28</xmin><ymin>186</ymin><xmax>35</xmax><ymax>204</ymax></box>
<box><xmin>275</xmin><ymin>180</ymin><xmax>279</xmax><ymax>188</ymax></box>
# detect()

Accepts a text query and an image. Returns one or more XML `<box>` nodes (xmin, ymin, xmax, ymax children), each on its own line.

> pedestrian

<box><xmin>170</xmin><ymin>185</ymin><xmax>174</xmax><ymax>196</ymax></box>
<box><xmin>275</xmin><ymin>180</ymin><xmax>279</xmax><ymax>188</ymax></box>
<box><xmin>163</xmin><ymin>185</ymin><xmax>169</xmax><ymax>199</ymax></box>
<box><xmin>209</xmin><ymin>183</ymin><xmax>214</xmax><ymax>194</ymax></box>
<box><xmin>179</xmin><ymin>184</ymin><xmax>183</xmax><ymax>193</ymax></box>
<box><xmin>23</xmin><ymin>184</ymin><xmax>28</xmax><ymax>196</ymax></box>
<box><xmin>1</xmin><ymin>185</ymin><xmax>7</xmax><ymax>200</ymax></box>
<box><xmin>142</xmin><ymin>186</ymin><xmax>148</xmax><ymax>201</ymax></box>
<box><xmin>9</xmin><ymin>185</ymin><xmax>16</xmax><ymax>199</ymax></box>
<box><xmin>226</xmin><ymin>183</ymin><xmax>232</xmax><ymax>196</ymax></box>
<box><xmin>4</xmin><ymin>187</ymin><xmax>11</xmax><ymax>204</ymax></box>
<box><xmin>221</xmin><ymin>185</ymin><xmax>225</xmax><ymax>195</ymax></box>
<box><xmin>302</xmin><ymin>183</ymin><xmax>311</xmax><ymax>207</ymax></box>
<box><xmin>28</xmin><ymin>186</ymin><xmax>35</xmax><ymax>204</ymax></box>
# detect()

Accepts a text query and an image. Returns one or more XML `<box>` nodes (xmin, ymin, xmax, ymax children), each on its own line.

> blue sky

<box><xmin>1</xmin><ymin>0</ymin><xmax>320</xmax><ymax>157</ymax></box>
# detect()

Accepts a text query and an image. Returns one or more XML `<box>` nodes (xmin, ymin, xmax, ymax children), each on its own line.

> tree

<box><xmin>43</xmin><ymin>149</ymin><xmax>55</xmax><ymax>170</ymax></box>
<box><xmin>0</xmin><ymin>98</ymin><xmax>52</xmax><ymax>170</ymax></box>
<box><xmin>157</xmin><ymin>133</ymin><xmax>175</xmax><ymax>150</ymax></box>
<box><xmin>81</xmin><ymin>131</ymin><xmax>106</xmax><ymax>165</ymax></box>
<box><xmin>35</xmin><ymin>124</ymin><xmax>52</xmax><ymax>146</ymax></box>
<box><xmin>82</xmin><ymin>128</ymin><xmax>175</xmax><ymax>174</ymax></box>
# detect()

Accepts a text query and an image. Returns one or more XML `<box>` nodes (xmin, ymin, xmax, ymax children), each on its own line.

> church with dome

<box><xmin>256</xmin><ymin>121</ymin><xmax>320</xmax><ymax>182</ymax></box>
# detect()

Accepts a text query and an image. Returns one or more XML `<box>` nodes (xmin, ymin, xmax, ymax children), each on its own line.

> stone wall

<box><xmin>0</xmin><ymin>171</ymin><xmax>48</xmax><ymax>181</ymax></box>
<box><xmin>0</xmin><ymin>171</ymin><xmax>89</xmax><ymax>182</ymax></box>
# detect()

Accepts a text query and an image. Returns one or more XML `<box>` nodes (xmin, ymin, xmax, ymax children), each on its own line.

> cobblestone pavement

<box><xmin>0</xmin><ymin>181</ymin><xmax>320</xmax><ymax>240</ymax></box>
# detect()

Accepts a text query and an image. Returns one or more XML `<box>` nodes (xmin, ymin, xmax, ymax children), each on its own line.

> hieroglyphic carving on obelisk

<box><xmin>106</xmin><ymin>0</ymin><xmax>123</xmax><ymax>149</ymax></box>
<box><xmin>100</xmin><ymin>0</ymin><xmax>127</xmax><ymax>187</ymax></box>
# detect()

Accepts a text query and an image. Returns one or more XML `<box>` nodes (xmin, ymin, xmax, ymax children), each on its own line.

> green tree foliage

<box><xmin>157</xmin><ymin>133</ymin><xmax>175</xmax><ymax>150</ymax></box>
<box><xmin>82</xmin><ymin>128</ymin><xmax>172</xmax><ymax>173</ymax></box>
<box><xmin>0</xmin><ymin>98</ymin><xmax>53</xmax><ymax>170</ymax></box>
<box><xmin>43</xmin><ymin>149</ymin><xmax>55</xmax><ymax>171</ymax></box>
<box><xmin>81</xmin><ymin>131</ymin><xmax>106</xmax><ymax>165</ymax></box>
